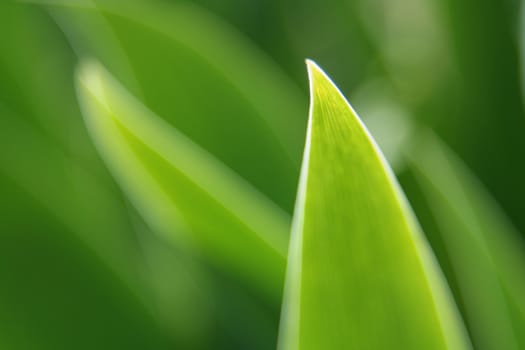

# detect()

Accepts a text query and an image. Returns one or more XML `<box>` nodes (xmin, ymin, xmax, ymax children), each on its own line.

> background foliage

<box><xmin>1</xmin><ymin>0</ymin><xmax>525</xmax><ymax>349</ymax></box>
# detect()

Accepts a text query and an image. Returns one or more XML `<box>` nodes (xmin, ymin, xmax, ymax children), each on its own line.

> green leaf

<box><xmin>0</xmin><ymin>104</ymin><xmax>149</xmax><ymax>302</ymax></box>
<box><xmin>0</xmin><ymin>172</ymin><xmax>175</xmax><ymax>350</ymax></box>
<box><xmin>407</xmin><ymin>132</ymin><xmax>525</xmax><ymax>350</ymax></box>
<box><xmin>0</xmin><ymin>4</ymin><xmax>221</xmax><ymax>346</ymax></box>
<box><xmin>0</xmin><ymin>2</ymin><xmax>104</xmax><ymax>168</ymax></box>
<box><xmin>75</xmin><ymin>60</ymin><xmax>289</xmax><ymax>300</ymax></box>
<box><xmin>41</xmin><ymin>0</ymin><xmax>307</xmax><ymax>212</ymax></box>
<box><xmin>278</xmin><ymin>61</ymin><xmax>471</xmax><ymax>350</ymax></box>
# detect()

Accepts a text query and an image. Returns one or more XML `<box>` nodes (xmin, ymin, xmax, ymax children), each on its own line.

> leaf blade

<box><xmin>408</xmin><ymin>132</ymin><xmax>525</xmax><ymax>350</ymax></box>
<box><xmin>278</xmin><ymin>61</ymin><xmax>470</xmax><ymax>350</ymax></box>
<box><xmin>75</xmin><ymin>60</ymin><xmax>289</xmax><ymax>300</ymax></box>
<box><xmin>42</xmin><ymin>0</ymin><xmax>307</xmax><ymax>212</ymax></box>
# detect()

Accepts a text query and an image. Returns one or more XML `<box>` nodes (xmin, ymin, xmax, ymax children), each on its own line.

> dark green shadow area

<box><xmin>0</xmin><ymin>174</ymin><xmax>175</xmax><ymax>350</ymax></box>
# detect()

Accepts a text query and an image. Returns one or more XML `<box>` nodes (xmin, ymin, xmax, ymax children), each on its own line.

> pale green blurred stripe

<box><xmin>76</xmin><ymin>61</ymin><xmax>290</xmax><ymax>300</ymax></box>
<box><xmin>408</xmin><ymin>132</ymin><xmax>525</xmax><ymax>350</ymax></box>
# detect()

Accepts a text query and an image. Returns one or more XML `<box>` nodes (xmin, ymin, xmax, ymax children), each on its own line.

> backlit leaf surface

<box><xmin>278</xmin><ymin>61</ymin><xmax>471</xmax><ymax>350</ymax></box>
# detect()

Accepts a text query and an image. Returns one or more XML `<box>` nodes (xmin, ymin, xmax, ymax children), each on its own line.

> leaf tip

<box><xmin>304</xmin><ymin>59</ymin><xmax>343</xmax><ymax>108</ymax></box>
<box><xmin>304</xmin><ymin>58</ymin><xmax>324</xmax><ymax>87</ymax></box>
<box><xmin>304</xmin><ymin>58</ymin><xmax>318</xmax><ymax>70</ymax></box>
<box><xmin>304</xmin><ymin>59</ymin><xmax>330</xmax><ymax>124</ymax></box>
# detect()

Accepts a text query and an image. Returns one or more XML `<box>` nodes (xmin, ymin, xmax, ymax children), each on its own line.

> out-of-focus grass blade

<box><xmin>278</xmin><ymin>61</ymin><xmax>471</xmax><ymax>350</ymax></box>
<box><xmin>0</xmin><ymin>4</ymin><xmax>219</xmax><ymax>346</ymax></box>
<box><xmin>440</xmin><ymin>0</ymin><xmax>525</xmax><ymax>234</ymax></box>
<box><xmin>0</xmin><ymin>172</ymin><xmax>177</xmax><ymax>350</ymax></box>
<box><xmin>38</xmin><ymin>0</ymin><xmax>306</xmax><ymax>212</ymax></box>
<box><xmin>76</xmin><ymin>60</ymin><xmax>289</xmax><ymax>300</ymax></box>
<box><xmin>0</xmin><ymin>105</ymin><xmax>148</xmax><ymax>302</ymax></box>
<box><xmin>408</xmin><ymin>132</ymin><xmax>525</xmax><ymax>349</ymax></box>
<box><xmin>0</xmin><ymin>2</ymin><xmax>102</xmax><ymax>167</ymax></box>
<box><xmin>0</xmin><ymin>3</ymin><xmax>146</xmax><ymax>300</ymax></box>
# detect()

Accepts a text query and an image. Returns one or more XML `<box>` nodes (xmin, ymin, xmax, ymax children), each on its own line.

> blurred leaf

<box><xmin>0</xmin><ymin>4</ymin><xmax>189</xmax><ymax>347</ymax></box>
<box><xmin>0</xmin><ymin>175</ymin><xmax>174</xmax><ymax>350</ymax></box>
<box><xmin>0</xmin><ymin>2</ymin><xmax>103</xmax><ymax>168</ymax></box>
<box><xmin>0</xmin><ymin>2</ymin><xmax>152</xmax><ymax>301</ymax></box>
<box><xmin>278</xmin><ymin>61</ymin><xmax>470</xmax><ymax>350</ymax></box>
<box><xmin>3</xmin><ymin>2</ymin><xmax>287</xmax><ymax>347</ymax></box>
<box><xmin>41</xmin><ymin>0</ymin><xmax>307</xmax><ymax>212</ymax></box>
<box><xmin>76</xmin><ymin>60</ymin><xmax>289</xmax><ymax>300</ymax></box>
<box><xmin>0</xmin><ymin>104</ymin><xmax>149</xmax><ymax>303</ymax></box>
<box><xmin>439</xmin><ymin>0</ymin><xmax>525</xmax><ymax>235</ymax></box>
<box><xmin>408</xmin><ymin>132</ymin><xmax>525</xmax><ymax>349</ymax></box>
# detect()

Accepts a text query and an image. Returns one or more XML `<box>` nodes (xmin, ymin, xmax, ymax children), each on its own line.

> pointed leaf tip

<box><xmin>304</xmin><ymin>59</ymin><xmax>319</xmax><ymax>73</ymax></box>
<box><xmin>278</xmin><ymin>62</ymin><xmax>471</xmax><ymax>350</ymax></box>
